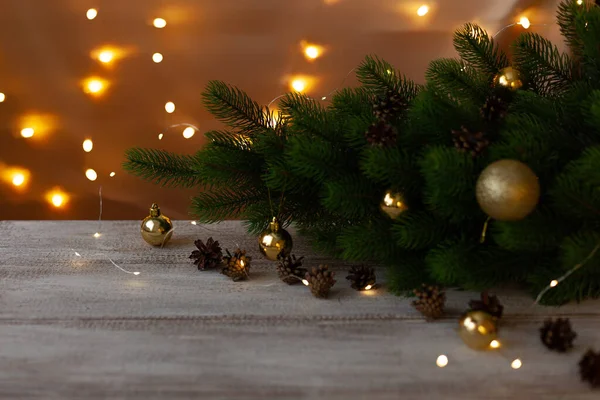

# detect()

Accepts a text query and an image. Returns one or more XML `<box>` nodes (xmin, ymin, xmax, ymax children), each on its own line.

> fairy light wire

<box><xmin>73</xmin><ymin>250</ymin><xmax>141</xmax><ymax>275</ymax></box>
<box><xmin>97</xmin><ymin>185</ymin><xmax>103</xmax><ymax>235</ymax></box>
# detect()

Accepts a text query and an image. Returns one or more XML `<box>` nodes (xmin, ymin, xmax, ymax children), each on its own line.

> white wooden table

<box><xmin>1</xmin><ymin>221</ymin><xmax>599</xmax><ymax>399</ymax></box>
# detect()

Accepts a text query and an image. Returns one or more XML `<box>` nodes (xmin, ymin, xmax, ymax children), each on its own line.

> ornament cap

<box><xmin>149</xmin><ymin>203</ymin><xmax>161</xmax><ymax>217</ymax></box>
<box><xmin>269</xmin><ymin>216</ymin><xmax>280</xmax><ymax>232</ymax></box>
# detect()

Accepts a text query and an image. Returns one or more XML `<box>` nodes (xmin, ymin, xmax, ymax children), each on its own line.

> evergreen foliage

<box><xmin>125</xmin><ymin>1</ymin><xmax>600</xmax><ymax>305</ymax></box>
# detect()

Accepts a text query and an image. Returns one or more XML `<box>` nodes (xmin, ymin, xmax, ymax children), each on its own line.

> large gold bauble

<box><xmin>476</xmin><ymin>159</ymin><xmax>540</xmax><ymax>221</ymax></box>
<box><xmin>458</xmin><ymin>311</ymin><xmax>498</xmax><ymax>350</ymax></box>
<box><xmin>258</xmin><ymin>217</ymin><xmax>293</xmax><ymax>261</ymax></box>
<box><xmin>494</xmin><ymin>66</ymin><xmax>523</xmax><ymax>91</ymax></box>
<box><xmin>140</xmin><ymin>203</ymin><xmax>174</xmax><ymax>246</ymax></box>
<box><xmin>380</xmin><ymin>190</ymin><xmax>408</xmax><ymax>219</ymax></box>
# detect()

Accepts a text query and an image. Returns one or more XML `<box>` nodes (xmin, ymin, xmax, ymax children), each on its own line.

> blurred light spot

<box><xmin>417</xmin><ymin>5</ymin><xmax>429</xmax><ymax>16</ymax></box>
<box><xmin>12</xmin><ymin>173</ymin><xmax>25</xmax><ymax>187</ymax></box>
<box><xmin>158</xmin><ymin>133</ymin><xmax>164</xmax><ymax>140</ymax></box>
<box><xmin>364</xmin><ymin>284</ymin><xmax>373</xmax><ymax>291</ymax></box>
<box><xmin>490</xmin><ymin>340</ymin><xmax>501</xmax><ymax>349</ymax></box>
<box><xmin>436</xmin><ymin>355</ymin><xmax>448</xmax><ymax>368</ymax></box>
<box><xmin>152</xmin><ymin>53</ymin><xmax>163</xmax><ymax>63</ymax></box>
<box><xmin>83</xmin><ymin>77</ymin><xmax>108</xmax><ymax>96</ymax></box>
<box><xmin>85</xmin><ymin>168</ymin><xmax>98</xmax><ymax>181</ymax></box>
<box><xmin>21</xmin><ymin>128</ymin><xmax>34</xmax><ymax>138</ymax></box>
<box><xmin>94</xmin><ymin>232</ymin><xmax>101</xmax><ymax>238</ymax></box>
<box><xmin>301</xmin><ymin>41</ymin><xmax>324</xmax><ymax>61</ymax></box>
<box><xmin>550</xmin><ymin>279</ymin><xmax>558</xmax><ymax>287</ymax></box>
<box><xmin>183</xmin><ymin>127</ymin><xmax>195</xmax><ymax>139</ymax></box>
<box><xmin>46</xmin><ymin>188</ymin><xmax>68</xmax><ymax>208</ymax></box>
<box><xmin>0</xmin><ymin>92</ymin><xmax>5</xmax><ymax>102</ymax></box>
<box><xmin>109</xmin><ymin>172</ymin><xmax>116</xmax><ymax>177</ymax></box>
<box><xmin>83</xmin><ymin>139</ymin><xmax>93</xmax><ymax>152</ymax></box>
<box><xmin>511</xmin><ymin>359</ymin><xmax>522</xmax><ymax>369</ymax></box>
<box><xmin>302</xmin><ymin>279</ymin><xmax>309</xmax><ymax>286</ymax></box>
<box><xmin>577</xmin><ymin>0</ymin><xmax>584</xmax><ymax>4</ymax></box>
<box><xmin>165</xmin><ymin>102</ymin><xmax>175</xmax><ymax>113</ymax></box>
<box><xmin>153</xmin><ymin>18</ymin><xmax>167</xmax><ymax>28</ymax></box>
<box><xmin>291</xmin><ymin>78</ymin><xmax>307</xmax><ymax>92</ymax></box>
<box><xmin>87</xmin><ymin>8</ymin><xmax>98</xmax><ymax>20</ymax></box>
<box><xmin>519</xmin><ymin>17</ymin><xmax>531</xmax><ymax>29</ymax></box>
<box><xmin>191</xmin><ymin>221</ymin><xmax>197</xmax><ymax>225</ymax></box>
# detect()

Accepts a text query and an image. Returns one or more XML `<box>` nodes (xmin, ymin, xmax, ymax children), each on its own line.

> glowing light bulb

<box><xmin>12</xmin><ymin>173</ymin><xmax>25</xmax><ymax>187</ymax></box>
<box><xmin>191</xmin><ymin>221</ymin><xmax>197</xmax><ymax>225</ymax></box>
<box><xmin>85</xmin><ymin>168</ymin><xmax>98</xmax><ymax>181</ymax></box>
<box><xmin>165</xmin><ymin>102</ymin><xmax>175</xmax><ymax>113</ymax></box>
<box><xmin>87</xmin><ymin>8</ymin><xmax>98</xmax><ymax>20</ymax></box>
<box><xmin>490</xmin><ymin>340</ymin><xmax>501</xmax><ymax>349</ymax></box>
<box><xmin>364</xmin><ymin>285</ymin><xmax>373</xmax><ymax>291</ymax></box>
<box><xmin>133</xmin><ymin>272</ymin><xmax>141</xmax><ymax>276</ymax></box>
<box><xmin>109</xmin><ymin>172</ymin><xmax>116</xmax><ymax>177</ymax></box>
<box><xmin>240</xmin><ymin>260</ymin><xmax>245</xmax><ymax>267</ymax></box>
<box><xmin>577</xmin><ymin>0</ymin><xmax>584</xmax><ymax>4</ymax></box>
<box><xmin>153</xmin><ymin>18</ymin><xmax>167</xmax><ymax>28</ymax></box>
<box><xmin>21</xmin><ymin>128</ymin><xmax>34</xmax><ymax>138</ymax></box>
<box><xmin>550</xmin><ymin>279</ymin><xmax>558</xmax><ymax>287</ymax></box>
<box><xmin>158</xmin><ymin>133</ymin><xmax>164</xmax><ymax>140</ymax></box>
<box><xmin>183</xmin><ymin>127</ymin><xmax>195</xmax><ymax>139</ymax></box>
<box><xmin>436</xmin><ymin>355</ymin><xmax>448</xmax><ymax>368</ymax></box>
<box><xmin>417</xmin><ymin>5</ymin><xmax>429</xmax><ymax>16</ymax></box>
<box><xmin>46</xmin><ymin>188</ymin><xmax>68</xmax><ymax>208</ymax></box>
<box><xmin>519</xmin><ymin>17</ymin><xmax>531</xmax><ymax>29</ymax></box>
<box><xmin>291</xmin><ymin>79</ymin><xmax>307</xmax><ymax>92</ymax></box>
<box><xmin>305</xmin><ymin>46</ymin><xmax>320</xmax><ymax>59</ymax></box>
<box><xmin>52</xmin><ymin>195</ymin><xmax>64</xmax><ymax>207</ymax></box>
<box><xmin>83</xmin><ymin>78</ymin><xmax>108</xmax><ymax>96</ymax></box>
<box><xmin>98</xmin><ymin>50</ymin><xmax>114</xmax><ymax>64</ymax></box>
<box><xmin>0</xmin><ymin>92</ymin><xmax>5</xmax><ymax>102</ymax></box>
<box><xmin>302</xmin><ymin>279</ymin><xmax>310</xmax><ymax>286</ymax></box>
<box><xmin>511</xmin><ymin>359</ymin><xmax>522</xmax><ymax>369</ymax></box>
<box><xmin>93</xmin><ymin>232</ymin><xmax>101</xmax><ymax>238</ymax></box>
<box><xmin>152</xmin><ymin>53</ymin><xmax>163</xmax><ymax>63</ymax></box>
<box><xmin>82</xmin><ymin>139</ymin><xmax>93</xmax><ymax>152</ymax></box>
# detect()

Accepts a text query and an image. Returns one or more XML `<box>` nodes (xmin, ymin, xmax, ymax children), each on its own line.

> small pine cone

<box><xmin>480</xmin><ymin>94</ymin><xmax>508</xmax><ymax>122</ymax></box>
<box><xmin>277</xmin><ymin>254</ymin><xmax>307</xmax><ymax>285</ymax></box>
<box><xmin>346</xmin><ymin>265</ymin><xmax>376</xmax><ymax>291</ymax></box>
<box><xmin>373</xmin><ymin>88</ymin><xmax>407</xmax><ymax>122</ymax></box>
<box><xmin>451</xmin><ymin>126</ymin><xmax>489</xmax><ymax>157</ymax></box>
<box><xmin>468</xmin><ymin>292</ymin><xmax>504</xmax><ymax>319</ymax></box>
<box><xmin>189</xmin><ymin>237</ymin><xmax>223</xmax><ymax>270</ymax></box>
<box><xmin>412</xmin><ymin>284</ymin><xmax>446</xmax><ymax>320</ymax></box>
<box><xmin>365</xmin><ymin>121</ymin><xmax>397</xmax><ymax>147</ymax></box>
<box><xmin>539</xmin><ymin>318</ymin><xmax>577</xmax><ymax>352</ymax></box>
<box><xmin>221</xmin><ymin>249</ymin><xmax>251</xmax><ymax>282</ymax></box>
<box><xmin>305</xmin><ymin>265</ymin><xmax>336</xmax><ymax>299</ymax></box>
<box><xmin>579</xmin><ymin>349</ymin><xmax>600</xmax><ymax>388</ymax></box>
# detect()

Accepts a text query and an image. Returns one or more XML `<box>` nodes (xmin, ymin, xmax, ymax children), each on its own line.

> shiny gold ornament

<box><xmin>494</xmin><ymin>66</ymin><xmax>523</xmax><ymax>91</ymax></box>
<box><xmin>458</xmin><ymin>311</ymin><xmax>498</xmax><ymax>350</ymax></box>
<box><xmin>380</xmin><ymin>190</ymin><xmax>408</xmax><ymax>219</ymax></box>
<box><xmin>258</xmin><ymin>217</ymin><xmax>293</xmax><ymax>261</ymax></box>
<box><xmin>476</xmin><ymin>159</ymin><xmax>540</xmax><ymax>221</ymax></box>
<box><xmin>140</xmin><ymin>203</ymin><xmax>174</xmax><ymax>246</ymax></box>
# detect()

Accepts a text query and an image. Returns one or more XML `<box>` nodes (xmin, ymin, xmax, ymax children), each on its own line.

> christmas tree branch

<box><xmin>453</xmin><ymin>23</ymin><xmax>509</xmax><ymax>76</ymax></box>
<box><xmin>123</xmin><ymin>148</ymin><xmax>201</xmax><ymax>188</ymax></box>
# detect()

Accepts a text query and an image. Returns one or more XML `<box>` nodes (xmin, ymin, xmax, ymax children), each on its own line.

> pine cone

<box><xmin>305</xmin><ymin>265</ymin><xmax>336</xmax><ymax>299</ymax></box>
<box><xmin>412</xmin><ymin>284</ymin><xmax>446</xmax><ymax>320</ymax></box>
<box><xmin>373</xmin><ymin>88</ymin><xmax>407</xmax><ymax>122</ymax></box>
<box><xmin>277</xmin><ymin>254</ymin><xmax>307</xmax><ymax>285</ymax></box>
<box><xmin>540</xmin><ymin>318</ymin><xmax>577</xmax><ymax>352</ymax></box>
<box><xmin>451</xmin><ymin>126</ymin><xmax>490</xmax><ymax>157</ymax></box>
<box><xmin>221</xmin><ymin>249</ymin><xmax>251</xmax><ymax>281</ymax></box>
<box><xmin>365</xmin><ymin>121</ymin><xmax>397</xmax><ymax>146</ymax></box>
<box><xmin>468</xmin><ymin>292</ymin><xmax>504</xmax><ymax>319</ymax></box>
<box><xmin>346</xmin><ymin>265</ymin><xmax>376</xmax><ymax>291</ymax></box>
<box><xmin>579</xmin><ymin>349</ymin><xmax>600</xmax><ymax>388</ymax></box>
<box><xmin>189</xmin><ymin>237</ymin><xmax>223</xmax><ymax>271</ymax></box>
<box><xmin>480</xmin><ymin>94</ymin><xmax>508</xmax><ymax>122</ymax></box>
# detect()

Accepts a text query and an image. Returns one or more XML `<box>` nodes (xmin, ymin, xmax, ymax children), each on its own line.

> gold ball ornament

<box><xmin>476</xmin><ymin>159</ymin><xmax>540</xmax><ymax>221</ymax></box>
<box><xmin>140</xmin><ymin>203</ymin><xmax>174</xmax><ymax>246</ymax></box>
<box><xmin>381</xmin><ymin>190</ymin><xmax>408</xmax><ymax>219</ymax></box>
<box><xmin>494</xmin><ymin>66</ymin><xmax>523</xmax><ymax>91</ymax></box>
<box><xmin>258</xmin><ymin>217</ymin><xmax>293</xmax><ymax>261</ymax></box>
<box><xmin>458</xmin><ymin>311</ymin><xmax>498</xmax><ymax>350</ymax></box>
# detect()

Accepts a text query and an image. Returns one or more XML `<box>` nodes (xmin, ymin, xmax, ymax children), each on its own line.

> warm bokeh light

<box><xmin>158</xmin><ymin>133</ymin><xmax>164</xmax><ymax>140</ymax></box>
<box><xmin>86</xmin><ymin>8</ymin><xmax>98</xmax><ymax>20</ymax></box>
<box><xmin>94</xmin><ymin>232</ymin><xmax>102</xmax><ymax>238</ymax></box>
<box><xmin>511</xmin><ymin>359</ymin><xmax>522</xmax><ymax>370</ymax></box>
<box><xmin>91</xmin><ymin>46</ymin><xmax>128</xmax><ymax>66</ymax></box>
<box><xmin>109</xmin><ymin>172</ymin><xmax>116</xmax><ymax>177</ymax></box>
<box><xmin>183</xmin><ymin>127</ymin><xmax>195</xmax><ymax>139</ymax></box>
<box><xmin>290</xmin><ymin>77</ymin><xmax>309</xmax><ymax>92</ymax></box>
<box><xmin>152</xmin><ymin>53</ymin><xmax>163</xmax><ymax>63</ymax></box>
<box><xmin>436</xmin><ymin>355</ymin><xmax>448</xmax><ymax>368</ymax></box>
<box><xmin>490</xmin><ymin>340</ymin><xmax>501</xmax><ymax>349</ymax></box>
<box><xmin>46</xmin><ymin>188</ymin><xmax>69</xmax><ymax>208</ymax></box>
<box><xmin>577</xmin><ymin>0</ymin><xmax>584</xmax><ymax>4</ymax></box>
<box><xmin>20</xmin><ymin>128</ymin><xmax>34</xmax><ymax>138</ymax></box>
<box><xmin>417</xmin><ymin>5</ymin><xmax>429</xmax><ymax>16</ymax></box>
<box><xmin>85</xmin><ymin>169</ymin><xmax>98</xmax><ymax>181</ymax></box>
<box><xmin>165</xmin><ymin>102</ymin><xmax>175</xmax><ymax>113</ymax></box>
<box><xmin>83</xmin><ymin>77</ymin><xmax>108</xmax><ymax>96</ymax></box>
<box><xmin>519</xmin><ymin>17</ymin><xmax>531</xmax><ymax>29</ymax></box>
<box><xmin>0</xmin><ymin>92</ymin><xmax>5</xmax><ymax>102</ymax></box>
<box><xmin>12</xmin><ymin>173</ymin><xmax>25</xmax><ymax>187</ymax></box>
<box><xmin>302</xmin><ymin>279</ymin><xmax>310</xmax><ymax>286</ymax></box>
<box><xmin>550</xmin><ymin>279</ymin><xmax>559</xmax><ymax>287</ymax></box>
<box><xmin>153</xmin><ymin>18</ymin><xmax>167</xmax><ymax>28</ymax></box>
<box><xmin>82</xmin><ymin>139</ymin><xmax>93</xmax><ymax>152</ymax></box>
<box><xmin>1</xmin><ymin>166</ymin><xmax>31</xmax><ymax>189</ymax></box>
<box><xmin>301</xmin><ymin>41</ymin><xmax>324</xmax><ymax>61</ymax></box>
<box><xmin>98</xmin><ymin>50</ymin><xmax>114</xmax><ymax>64</ymax></box>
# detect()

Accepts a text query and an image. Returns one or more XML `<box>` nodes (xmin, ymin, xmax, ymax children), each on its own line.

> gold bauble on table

<box><xmin>140</xmin><ymin>203</ymin><xmax>174</xmax><ymax>246</ymax></box>
<box><xmin>380</xmin><ymin>190</ymin><xmax>408</xmax><ymax>219</ymax></box>
<box><xmin>458</xmin><ymin>311</ymin><xmax>498</xmax><ymax>350</ymax></box>
<box><xmin>494</xmin><ymin>66</ymin><xmax>523</xmax><ymax>91</ymax></box>
<box><xmin>258</xmin><ymin>217</ymin><xmax>293</xmax><ymax>261</ymax></box>
<box><xmin>476</xmin><ymin>159</ymin><xmax>540</xmax><ymax>221</ymax></box>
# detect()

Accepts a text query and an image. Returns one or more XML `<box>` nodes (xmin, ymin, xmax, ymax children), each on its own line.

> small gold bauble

<box><xmin>380</xmin><ymin>190</ymin><xmax>408</xmax><ymax>219</ymax></box>
<box><xmin>140</xmin><ymin>203</ymin><xmax>174</xmax><ymax>246</ymax></box>
<box><xmin>258</xmin><ymin>217</ymin><xmax>293</xmax><ymax>261</ymax></box>
<box><xmin>476</xmin><ymin>159</ymin><xmax>540</xmax><ymax>221</ymax></box>
<box><xmin>494</xmin><ymin>66</ymin><xmax>523</xmax><ymax>91</ymax></box>
<box><xmin>458</xmin><ymin>311</ymin><xmax>498</xmax><ymax>350</ymax></box>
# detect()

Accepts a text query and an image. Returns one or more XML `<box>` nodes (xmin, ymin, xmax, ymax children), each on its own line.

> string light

<box><xmin>364</xmin><ymin>284</ymin><xmax>373</xmax><ymax>291</ymax></box>
<box><xmin>86</xmin><ymin>8</ymin><xmax>98</xmax><ymax>20</ymax></box>
<box><xmin>153</xmin><ymin>18</ymin><xmax>167</xmax><ymax>28</ymax></box>
<box><xmin>518</xmin><ymin>17</ymin><xmax>531</xmax><ymax>29</ymax></box>
<box><xmin>83</xmin><ymin>77</ymin><xmax>108</xmax><ymax>96</ymax></box>
<box><xmin>550</xmin><ymin>280</ymin><xmax>558</xmax><ymax>287</ymax></box>
<box><xmin>85</xmin><ymin>169</ymin><xmax>98</xmax><ymax>181</ymax></box>
<box><xmin>93</xmin><ymin>232</ymin><xmax>101</xmax><ymax>238</ymax></box>
<box><xmin>165</xmin><ymin>101</ymin><xmax>176</xmax><ymax>113</ymax></box>
<box><xmin>98</xmin><ymin>50</ymin><xmax>114</xmax><ymax>64</ymax></box>
<box><xmin>301</xmin><ymin>42</ymin><xmax>324</xmax><ymax>61</ymax></box>
<box><xmin>290</xmin><ymin>77</ymin><xmax>309</xmax><ymax>93</ymax></box>
<box><xmin>302</xmin><ymin>279</ymin><xmax>310</xmax><ymax>286</ymax></box>
<box><xmin>82</xmin><ymin>139</ymin><xmax>93</xmax><ymax>152</ymax></box>
<box><xmin>0</xmin><ymin>92</ymin><xmax>5</xmax><ymax>102</ymax></box>
<box><xmin>183</xmin><ymin>127</ymin><xmax>195</xmax><ymax>139</ymax></box>
<box><xmin>109</xmin><ymin>172</ymin><xmax>116</xmax><ymax>177</ymax></box>
<box><xmin>12</xmin><ymin>173</ymin><xmax>25</xmax><ymax>187</ymax></box>
<box><xmin>46</xmin><ymin>188</ymin><xmax>68</xmax><ymax>208</ymax></box>
<box><xmin>490</xmin><ymin>340</ymin><xmax>501</xmax><ymax>349</ymax></box>
<box><xmin>73</xmin><ymin>250</ymin><xmax>140</xmax><ymax>276</ymax></box>
<box><xmin>417</xmin><ymin>5</ymin><xmax>429</xmax><ymax>16</ymax></box>
<box><xmin>577</xmin><ymin>0</ymin><xmax>583</xmax><ymax>5</ymax></box>
<box><xmin>20</xmin><ymin>128</ymin><xmax>34</xmax><ymax>138</ymax></box>
<box><xmin>436</xmin><ymin>355</ymin><xmax>448</xmax><ymax>368</ymax></box>
<box><xmin>511</xmin><ymin>359</ymin><xmax>522</xmax><ymax>370</ymax></box>
<box><xmin>191</xmin><ymin>221</ymin><xmax>197</xmax><ymax>225</ymax></box>
<box><xmin>152</xmin><ymin>53</ymin><xmax>164</xmax><ymax>63</ymax></box>
<box><xmin>158</xmin><ymin>133</ymin><xmax>164</xmax><ymax>140</ymax></box>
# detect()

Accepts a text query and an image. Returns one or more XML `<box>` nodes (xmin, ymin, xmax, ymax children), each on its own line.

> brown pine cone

<box><xmin>540</xmin><ymin>318</ymin><xmax>577</xmax><ymax>352</ymax></box>
<box><xmin>277</xmin><ymin>254</ymin><xmax>307</xmax><ymax>285</ymax></box>
<box><xmin>412</xmin><ymin>284</ymin><xmax>446</xmax><ymax>320</ymax></box>
<box><xmin>189</xmin><ymin>237</ymin><xmax>223</xmax><ymax>271</ymax></box>
<box><xmin>221</xmin><ymin>249</ymin><xmax>251</xmax><ymax>281</ymax></box>
<box><xmin>365</xmin><ymin>121</ymin><xmax>397</xmax><ymax>146</ymax></box>
<box><xmin>373</xmin><ymin>88</ymin><xmax>407</xmax><ymax>122</ymax></box>
<box><xmin>305</xmin><ymin>265</ymin><xmax>336</xmax><ymax>299</ymax></box>
<box><xmin>480</xmin><ymin>94</ymin><xmax>508</xmax><ymax>122</ymax></box>
<box><xmin>346</xmin><ymin>265</ymin><xmax>376</xmax><ymax>291</ymax></box>
<box><xmin>579</xmin><ymin>349</ymin><xmax>600</xmax><ymax>388</ymax></box>
<box><xmin>468</xmin><ymin>292</ymin><xmax>504</xmax><ymax>319</ymax></box>
<box><xmin>451</xmin><ymin>126</ymin><xmax>489</xmax><ymax>157</ymax></box>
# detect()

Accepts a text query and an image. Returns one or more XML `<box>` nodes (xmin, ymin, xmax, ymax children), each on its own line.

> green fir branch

<box><xmin>356</xmin><ymin>55</ymin><xmax>421</xmax><ymax>100</ymax></box>
<box><xmin>123</xmin><ymin>148</ymin><xmax>201</xmax><ymax>188</ymax></box>
<box><xmin>425</xmin><ymin>58</ymin><xmax>490</xmax><ymax>104</ymax></box>
<box><xmin>557</xmin><ymin>0</ymin><xmax>587</xmax><ymax>59</ymax></box>
<box><xmin>453</xmin><ymin>23</ymin><xmax>509</xmax><ymax>76</ymax></box>
<box><xmin>191</xmin><ymin>187</ymin><xmax>264</xmax><ymax>223</ymax></box>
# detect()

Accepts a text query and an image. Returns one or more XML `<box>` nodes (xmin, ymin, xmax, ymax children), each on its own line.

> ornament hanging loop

<box><xmin>480</xmin><ymin>217</ymin><xmax>491</xmax><ymax>244</ymax></box>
